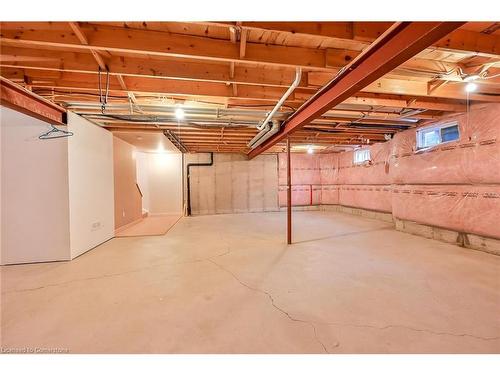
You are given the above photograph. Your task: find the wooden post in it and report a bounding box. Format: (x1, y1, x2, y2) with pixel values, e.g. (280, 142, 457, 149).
(286, 137, 292, 245)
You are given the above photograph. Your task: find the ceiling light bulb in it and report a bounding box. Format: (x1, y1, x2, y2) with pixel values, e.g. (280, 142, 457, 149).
(465, 82, 477, 93)
(307, 145, 314, 154)
(175, 107, 185, 120)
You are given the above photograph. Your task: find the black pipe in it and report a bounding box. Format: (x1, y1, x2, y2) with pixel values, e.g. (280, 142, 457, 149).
(186, 152, 213, 216)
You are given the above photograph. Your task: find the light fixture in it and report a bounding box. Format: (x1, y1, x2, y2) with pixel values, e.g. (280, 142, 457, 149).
(465, 82, 477, 93)
(175, 107, 185, 120)
(307, 145, 314, 154)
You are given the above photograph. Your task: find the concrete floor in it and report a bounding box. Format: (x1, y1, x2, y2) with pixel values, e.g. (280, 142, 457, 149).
(115, 214, 181, 237)
(1, 211, 499, 353)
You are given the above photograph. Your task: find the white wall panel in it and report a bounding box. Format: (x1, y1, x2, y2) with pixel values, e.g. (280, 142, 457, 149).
(1, 106, 71, 264)
(67, 112, 114, 259)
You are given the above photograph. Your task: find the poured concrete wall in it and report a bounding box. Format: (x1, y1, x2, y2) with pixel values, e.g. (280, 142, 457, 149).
(186, 153, 278, 215)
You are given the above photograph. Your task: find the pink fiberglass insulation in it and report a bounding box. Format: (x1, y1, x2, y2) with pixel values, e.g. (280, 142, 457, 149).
(278, 185, 312, 207)
(319, 153, 339, 184)
(392, 185, 500, 239)
(339, 185, 393, 212)
(338, 142, 392, 185)
(276, 103, 500, 238)
(312, 185, 322, 205)
(278, 153, 321, 186)
(387, 102, 500, 238)
(391, 103, 500, 185)
(320, 185, 340, 205)
(319, 154, 340, 204)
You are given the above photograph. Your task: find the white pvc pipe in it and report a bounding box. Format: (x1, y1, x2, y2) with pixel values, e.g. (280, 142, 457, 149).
(257, 67, 302, 131)
(250, 120, 281, 149)
(249, 68, 302, 148)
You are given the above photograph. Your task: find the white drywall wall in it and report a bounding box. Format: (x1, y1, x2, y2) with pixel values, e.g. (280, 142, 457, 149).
(0, 106, 2, 265)
(67, 112, 114, 258)
(136, 151, 183, 215)
(0, 106, 71, 264)
(135, 152, 151, 213)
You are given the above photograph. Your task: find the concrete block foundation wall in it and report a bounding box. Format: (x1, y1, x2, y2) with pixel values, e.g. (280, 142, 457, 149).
(278, 102, 500, 249)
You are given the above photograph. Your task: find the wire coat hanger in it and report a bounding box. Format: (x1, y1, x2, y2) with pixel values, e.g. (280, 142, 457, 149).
(38, 124, 74, 140)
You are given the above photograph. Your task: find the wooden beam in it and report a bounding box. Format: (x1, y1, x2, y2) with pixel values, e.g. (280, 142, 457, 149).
(2, 46, 486, 104)
(308, 71, 499, 101)
(427, 79, 449, 95)
(0, 24, 354, 70)
(434, 28, 500, 58)
(67, 22, 107, 70)
(68, 22, 90, 44)
(248, 22, 465, 159)
(239, 28, 248, 58)
(206, 21, 500, 58)
(16, 67, 493, 106)
(116, 74, 127, 91)
(115, 73, 140, 106)
(209, 22, 357, 41)
(0, 77, 66, 124)
(0, 46, 308, 88)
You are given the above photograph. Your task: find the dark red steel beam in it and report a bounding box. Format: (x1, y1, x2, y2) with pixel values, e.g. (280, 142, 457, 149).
(0, 77, 66, 125)
(248, 22, 465, 159)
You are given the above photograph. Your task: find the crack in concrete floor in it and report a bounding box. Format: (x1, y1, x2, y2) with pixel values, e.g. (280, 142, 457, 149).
(207, 257, 332, 353)
(2, 247, 234, 295)
(207, 251, 500, 353)
(3, 237, 499, 352)
(319, 321, 500, 342)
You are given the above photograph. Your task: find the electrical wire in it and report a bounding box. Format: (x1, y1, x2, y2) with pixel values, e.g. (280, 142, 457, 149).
(98, 67, 110, 113)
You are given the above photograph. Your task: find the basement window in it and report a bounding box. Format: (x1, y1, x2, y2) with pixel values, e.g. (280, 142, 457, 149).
(354, 149, 371, 164)
(416, 121, 460, 150)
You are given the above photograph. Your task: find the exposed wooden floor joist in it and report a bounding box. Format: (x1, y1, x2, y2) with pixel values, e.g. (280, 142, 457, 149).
(1, 21, 499, 154)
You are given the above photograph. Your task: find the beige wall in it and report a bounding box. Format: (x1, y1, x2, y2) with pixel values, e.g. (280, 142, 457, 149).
(136, 152, 183, 215)
(0, 106, 2, 264)
(1, 106, 71, 264)
(136, 152, 150, 213)
(67, 112, 114, 258)
(185, 153, 278, 216)
(113, 136, 143, 229)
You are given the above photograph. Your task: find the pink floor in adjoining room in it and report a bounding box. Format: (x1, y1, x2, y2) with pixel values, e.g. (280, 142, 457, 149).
(115, 214, 181, 237)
